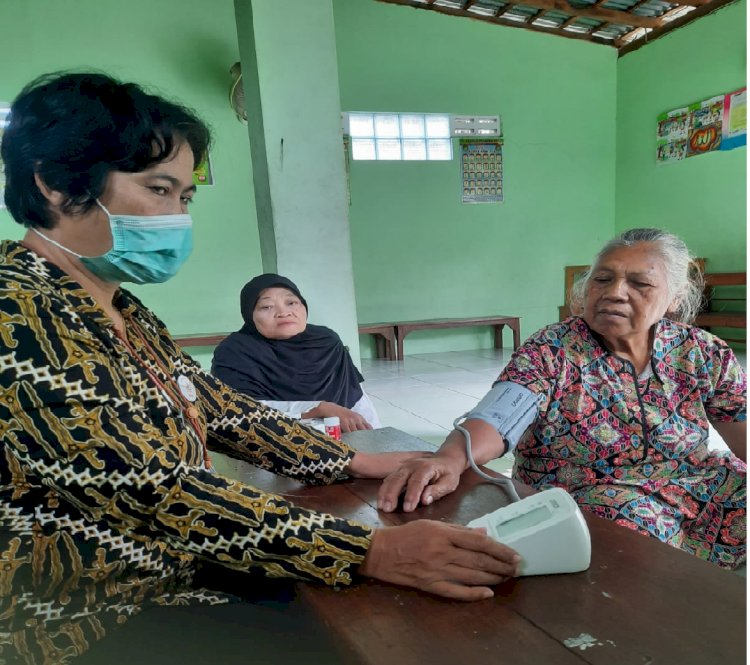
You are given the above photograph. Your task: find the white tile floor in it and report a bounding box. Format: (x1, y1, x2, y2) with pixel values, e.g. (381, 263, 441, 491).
(361, 348, 516, 474)
(362, 347, 746, 476)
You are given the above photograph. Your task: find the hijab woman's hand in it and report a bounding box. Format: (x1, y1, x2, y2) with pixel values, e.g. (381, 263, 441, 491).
(315, 402, 372, 432)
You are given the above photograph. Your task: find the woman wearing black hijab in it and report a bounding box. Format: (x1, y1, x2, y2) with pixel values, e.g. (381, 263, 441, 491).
(212, 274, 381, 432)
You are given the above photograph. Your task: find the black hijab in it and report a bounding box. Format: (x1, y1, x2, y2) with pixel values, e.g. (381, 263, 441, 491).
(211, 274, 364, 408)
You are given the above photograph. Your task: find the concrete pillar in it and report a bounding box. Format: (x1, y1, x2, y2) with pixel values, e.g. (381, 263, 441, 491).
(234, 0, 361, 361)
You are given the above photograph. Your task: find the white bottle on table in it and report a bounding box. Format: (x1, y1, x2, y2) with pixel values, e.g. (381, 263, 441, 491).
(323, 416, 341, 440)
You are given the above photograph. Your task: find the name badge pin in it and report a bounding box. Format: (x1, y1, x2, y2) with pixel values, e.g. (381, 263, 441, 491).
(177, 375, 197, 402)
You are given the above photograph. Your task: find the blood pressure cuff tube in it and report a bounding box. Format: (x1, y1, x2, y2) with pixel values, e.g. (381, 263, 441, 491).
(463, 381, 538, 452)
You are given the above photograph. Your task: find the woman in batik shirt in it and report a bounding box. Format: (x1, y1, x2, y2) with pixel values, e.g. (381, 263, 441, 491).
(0, 72, 521, 665)
(380, 228, 746, 570)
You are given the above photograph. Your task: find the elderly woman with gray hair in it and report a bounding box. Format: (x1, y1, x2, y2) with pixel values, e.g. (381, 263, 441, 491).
(379, 228, 746, 570)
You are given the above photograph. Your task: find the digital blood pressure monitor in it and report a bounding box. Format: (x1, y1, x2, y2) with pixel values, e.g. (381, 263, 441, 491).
(467, 487, 591, 576)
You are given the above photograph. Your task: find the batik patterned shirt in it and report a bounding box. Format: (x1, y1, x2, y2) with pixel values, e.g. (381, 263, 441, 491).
(500, 317, 746, 569)
(0, 241, 372, 663)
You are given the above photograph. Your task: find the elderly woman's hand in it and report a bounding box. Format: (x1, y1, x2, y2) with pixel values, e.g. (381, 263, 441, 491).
(377, 421, 507, 513)
(317, 402, 372, 432)
(378, 454, 465, 513)
(347, 450, 434, 479)
(360, 521, 521, 601)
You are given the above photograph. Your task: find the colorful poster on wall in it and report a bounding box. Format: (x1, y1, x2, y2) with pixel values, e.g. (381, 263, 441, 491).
(685, 95, 723, 157)
(656, 107, 689, 163)
(192, 154, 214, 186)
(721, 87, 746, 151)
(657, 88, 746, 164)
(460, 139, 503, 204)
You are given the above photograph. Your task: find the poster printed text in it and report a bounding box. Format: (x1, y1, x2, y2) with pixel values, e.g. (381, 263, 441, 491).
(656, 87, 746, 164)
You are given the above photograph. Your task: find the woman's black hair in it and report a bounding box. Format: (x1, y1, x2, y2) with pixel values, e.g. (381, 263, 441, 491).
(1, 71, 212, 228)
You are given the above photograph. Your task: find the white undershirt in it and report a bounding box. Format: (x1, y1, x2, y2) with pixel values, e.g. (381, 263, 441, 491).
(261, 390, 382, 429)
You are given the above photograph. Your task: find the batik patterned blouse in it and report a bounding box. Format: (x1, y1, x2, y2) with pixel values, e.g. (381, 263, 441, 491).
(0, 241, 372, 664)
(499, 317, 746, 569)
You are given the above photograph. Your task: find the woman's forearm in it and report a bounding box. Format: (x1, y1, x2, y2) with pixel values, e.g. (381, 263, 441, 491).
(301, 401, 331, 419)
(712, 420, 747, 463)
(437, 419, 508, 470)
(347, 450, 433, 478)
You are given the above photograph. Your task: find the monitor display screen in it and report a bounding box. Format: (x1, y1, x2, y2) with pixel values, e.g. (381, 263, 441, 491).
(493, 505, 552, 538)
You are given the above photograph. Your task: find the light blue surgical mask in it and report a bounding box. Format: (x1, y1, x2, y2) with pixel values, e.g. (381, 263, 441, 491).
(32, 200, 193, 284)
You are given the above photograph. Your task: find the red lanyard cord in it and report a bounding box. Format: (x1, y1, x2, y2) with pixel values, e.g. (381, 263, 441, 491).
(115, 319, 212, 470)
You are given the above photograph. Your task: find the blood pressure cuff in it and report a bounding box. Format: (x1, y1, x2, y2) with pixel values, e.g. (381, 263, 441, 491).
(463, 381, 538, 452)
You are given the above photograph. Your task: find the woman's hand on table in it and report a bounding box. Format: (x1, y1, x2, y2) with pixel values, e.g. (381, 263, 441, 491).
(315, 402, 372, 432)
(377, 454, 465, 513)
(377, 421, 507, 513)
(359, 521, 521, 601)
(347, 451, 434, 479)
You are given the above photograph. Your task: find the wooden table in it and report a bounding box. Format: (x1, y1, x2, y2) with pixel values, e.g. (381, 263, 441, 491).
(215, 427, 746, 665)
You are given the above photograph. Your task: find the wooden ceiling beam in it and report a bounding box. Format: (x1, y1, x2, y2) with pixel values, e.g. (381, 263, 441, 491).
(495, 3, 515, 17)
(381, 0, 658, 27)
(656, 5, 691, 24)
(626, 0, 652, 11)
(557, 4, 610, 32)
(605, 0, 656, 32)
(532, 10, 593, 33)
(542, 26, 600, 42)
(618, 0, 738, 55)
(376, 0, 614, 44)
(461, 0, 658, 27)
(542, 25, 600, 40)
(615, 26, 646, 47)
(519, 0, 659, 27)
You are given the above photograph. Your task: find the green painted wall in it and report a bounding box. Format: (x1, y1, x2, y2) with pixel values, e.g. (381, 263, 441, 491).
(0, 0, 262, 368)
(615, 0, 747, 272)
(1, 1, 743, 364)
(333, 0, 618, 356)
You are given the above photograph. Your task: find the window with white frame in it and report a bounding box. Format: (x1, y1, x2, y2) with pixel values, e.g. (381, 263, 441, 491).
(345, 112, 453, 161)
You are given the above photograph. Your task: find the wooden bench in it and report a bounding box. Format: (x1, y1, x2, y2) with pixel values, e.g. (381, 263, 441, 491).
(358, 316, 522, 361)
(694, 271, 746, 343)
(357, 323, 398, 361)
(176, 317, 522, 362)
(395, 316, 521, 360)
(175, 331, 396, 359)
(174, 333, 229, 348)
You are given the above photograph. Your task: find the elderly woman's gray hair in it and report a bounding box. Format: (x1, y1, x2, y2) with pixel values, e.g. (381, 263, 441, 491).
(570, 228, 704, 324)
